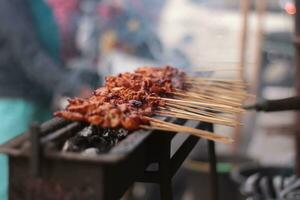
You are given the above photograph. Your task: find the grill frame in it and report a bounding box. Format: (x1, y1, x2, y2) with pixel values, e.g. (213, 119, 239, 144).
(0, 117, 218, 200)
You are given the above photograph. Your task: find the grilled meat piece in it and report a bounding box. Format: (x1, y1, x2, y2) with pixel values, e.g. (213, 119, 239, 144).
(55, 66, 185, 130)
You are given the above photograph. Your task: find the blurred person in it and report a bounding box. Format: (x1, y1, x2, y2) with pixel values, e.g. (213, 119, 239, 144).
(97, 0, 166, 59)
(47, 0, 81, 60)
(0, 0, 97, 199)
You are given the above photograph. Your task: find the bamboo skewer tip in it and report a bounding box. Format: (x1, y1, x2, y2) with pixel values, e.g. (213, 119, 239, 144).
(140, 117, 234, 144)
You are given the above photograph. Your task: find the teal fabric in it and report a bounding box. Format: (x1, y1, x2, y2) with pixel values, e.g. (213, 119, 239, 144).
(28, 0, 61, 62)
(0, 1, 60, 199)
(0, 100, 51, 200)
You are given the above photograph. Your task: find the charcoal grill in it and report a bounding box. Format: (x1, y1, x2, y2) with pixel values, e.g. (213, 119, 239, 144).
(0, 117, 218, 200)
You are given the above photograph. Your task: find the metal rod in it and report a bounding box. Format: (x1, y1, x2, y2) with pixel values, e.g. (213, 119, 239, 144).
(41, 122, 81, 144)
(238, 0, 250, 78)
(170, 135, 198, 177)
(137, 171, 160, 183)
(232, 0, 250, 153)
(208, 124, 218, 200)
(208, 141, 218, 200)
(30, 123, 42, 178)
(294, 0, 300, 176)
(40, 117, 71, 135)
(244, 97, 300, 112)
(253, 0, 267, 95)
(159, 135, 173, 200)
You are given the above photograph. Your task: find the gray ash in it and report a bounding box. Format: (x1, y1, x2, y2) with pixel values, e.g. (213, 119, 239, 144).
(62, 126, 129, 153)
(129, 100, 143, 107)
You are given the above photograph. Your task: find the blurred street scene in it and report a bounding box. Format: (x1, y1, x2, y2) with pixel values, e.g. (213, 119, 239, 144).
(0, 0, 298, 199)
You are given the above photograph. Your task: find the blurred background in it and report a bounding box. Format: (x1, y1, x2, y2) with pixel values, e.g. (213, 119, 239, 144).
(0, 0, 298, 199)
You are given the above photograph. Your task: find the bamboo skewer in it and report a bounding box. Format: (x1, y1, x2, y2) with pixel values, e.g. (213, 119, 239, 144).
(189, 84, 247, 92)
(161, 98, 242, 111)
(141, 124, 232, 143)
(161, 103, 236, 120)
(149, 71, 249, 143)
(163, 107, 238, 125)
(186, 83, 246, 91)
(192, 67, 242, 72)
(172, 91, 243, 107)
(186, 84, 246, 93)
(187, 86, 249, 97)
(185, 76, 246, 83)
(143, 74, 249, 143)
(144, 125, 232, 144)
(163, 105, 240, 120)
(189, 85, 246, 92)
(165, 102, 242, 115)
(185, 83, 245, 90)
(189, 86, 249, 99)
(179, 91, 246, 104)
(184, 79, 247, 89)
(157, 109, 234, 125)
(183, 77, 250, 99)
(145, 68, 250, 144)
(162, 103, 236, 120)
(165, 104, 242, 115)
(185, 81, 245, 87)
(185, 76, 246, 84)
(155, 111, 238, 127)
(179, 91, 244, 104)
(140, 117, 234, 144)
(158, 108, 236, 122)
(162, 98, 245, 113)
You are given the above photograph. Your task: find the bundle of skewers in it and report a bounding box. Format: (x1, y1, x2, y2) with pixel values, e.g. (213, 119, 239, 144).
(55, 66, 249, 144)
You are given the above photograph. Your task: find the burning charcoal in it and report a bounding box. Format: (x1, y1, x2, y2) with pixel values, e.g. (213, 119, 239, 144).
(102, 129, 110, 138)
(61, 126, 129, 153)
(102, 128, 129, 145)
(81, 148, 99, 156)
(89, 135, 115, 152)
(116, 128, 128, 139)
(110, 137, 119, 146)
(66, 136, 90, 152)
(62, 140, 81, 152)
(72, 136, 89, 146)
(88, 135, 108, 147)
(91, 125, 104, 135)
(78, 126, 93, 137)
(62, 140, 71, 152)
(105, 137, 116, 146)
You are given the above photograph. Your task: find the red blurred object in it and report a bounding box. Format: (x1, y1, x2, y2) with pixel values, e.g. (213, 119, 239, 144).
(47, 0, 80, 60)
(47, 0, 79, 34)
(285, 2, 296, 15)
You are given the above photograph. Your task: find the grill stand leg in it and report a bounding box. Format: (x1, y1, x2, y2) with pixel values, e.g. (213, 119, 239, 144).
(138, 123, 216, 200)
(159, 136, 173, 200)
(207, 124, 218, 200)
(208, 140, 218, 200)
(28, 123, 42, 200)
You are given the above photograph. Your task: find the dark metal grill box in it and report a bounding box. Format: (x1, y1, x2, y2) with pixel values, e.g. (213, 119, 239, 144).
(0, 117, 217, 200)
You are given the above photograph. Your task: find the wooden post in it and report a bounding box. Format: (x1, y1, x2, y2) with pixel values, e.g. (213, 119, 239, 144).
(252, 0, 267, 95)
(232, 0, 250, 153)
(233, 0, 267, 153)
(237, 0, 250, 79)
(294, 0, 300, 176)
